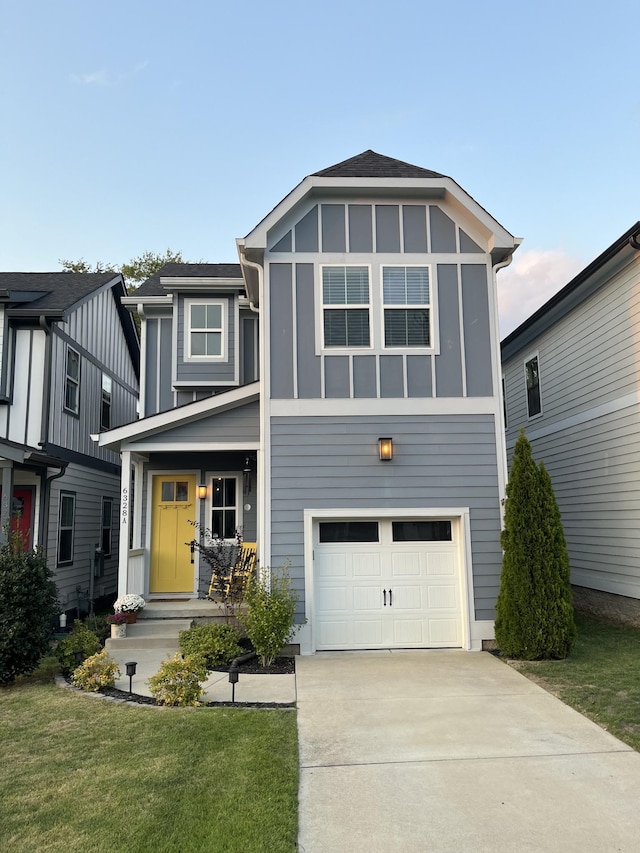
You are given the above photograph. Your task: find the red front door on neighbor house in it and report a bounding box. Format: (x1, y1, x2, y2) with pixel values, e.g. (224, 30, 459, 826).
(0, 487, 35, 548)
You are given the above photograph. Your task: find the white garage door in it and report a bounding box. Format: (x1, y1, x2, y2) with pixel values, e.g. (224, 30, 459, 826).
(314, 518, 462, 650)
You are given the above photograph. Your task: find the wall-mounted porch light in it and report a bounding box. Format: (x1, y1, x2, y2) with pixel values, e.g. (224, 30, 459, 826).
(378, 437, 393, 461)
(197, 484, 207, 500)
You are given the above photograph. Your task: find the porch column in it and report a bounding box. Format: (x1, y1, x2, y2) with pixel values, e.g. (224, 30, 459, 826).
(118, 450, 132, 596)
(0, 462, 13, 546)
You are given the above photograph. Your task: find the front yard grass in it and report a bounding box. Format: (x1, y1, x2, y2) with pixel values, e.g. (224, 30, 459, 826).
(510, 612, 640, 751)
(0, 658, 298, 853)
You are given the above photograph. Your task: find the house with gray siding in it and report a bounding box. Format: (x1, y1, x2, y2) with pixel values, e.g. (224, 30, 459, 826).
(0, 272, 139, 614)
(502, 223, 640, 624)
(100, 150, 519, 652)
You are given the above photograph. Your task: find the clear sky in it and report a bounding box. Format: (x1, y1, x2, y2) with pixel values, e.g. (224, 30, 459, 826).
(1, 0, 638, 336)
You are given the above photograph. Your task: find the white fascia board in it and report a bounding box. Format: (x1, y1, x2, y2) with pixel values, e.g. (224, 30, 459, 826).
(98, 381, 260, 449)
(243, 175, 517, 252)
(121, 295, 171, 306)
(159, 277, 244, 290)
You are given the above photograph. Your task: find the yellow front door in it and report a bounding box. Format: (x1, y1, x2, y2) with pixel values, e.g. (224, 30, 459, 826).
(150, 475, 196, 594)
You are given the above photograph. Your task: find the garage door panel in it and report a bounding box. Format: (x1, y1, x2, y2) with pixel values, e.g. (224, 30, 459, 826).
(353, 552, 381, 577)
(353, 585, 384, 611)
(391, 551, 421, 577)
(389, 585, 423, 610)
(316, 552, 347, 577)
(427, 584, 458, 609)
(392, 619, 424, 644)
(427, 619, 460, 645)
(426, 552, 456, 576)
(354, 620, 384, 646)
(318, 620, 349, 647)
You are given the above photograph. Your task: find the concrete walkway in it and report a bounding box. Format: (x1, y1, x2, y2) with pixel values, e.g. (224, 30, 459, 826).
(296, 649, 640, 852)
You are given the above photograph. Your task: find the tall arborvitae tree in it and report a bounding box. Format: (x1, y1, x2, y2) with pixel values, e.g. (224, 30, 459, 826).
(495, 431, 576, 659)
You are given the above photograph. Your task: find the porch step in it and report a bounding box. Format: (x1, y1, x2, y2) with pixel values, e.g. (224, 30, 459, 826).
(140, 600, 229, 620)
(105, 618, 192, 652)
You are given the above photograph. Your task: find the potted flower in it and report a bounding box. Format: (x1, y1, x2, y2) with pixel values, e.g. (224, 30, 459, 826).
(106, 612, 127, 638)
(113, 594, 146, 624)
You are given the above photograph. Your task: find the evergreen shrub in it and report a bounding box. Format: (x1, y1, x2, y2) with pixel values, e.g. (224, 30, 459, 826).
(178, 623, 243, 668)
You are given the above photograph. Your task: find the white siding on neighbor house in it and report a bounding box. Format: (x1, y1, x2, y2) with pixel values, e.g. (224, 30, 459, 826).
(503, 251, 640, 601)
(4, 328, 47, 447)
(47, 462, 121, 608)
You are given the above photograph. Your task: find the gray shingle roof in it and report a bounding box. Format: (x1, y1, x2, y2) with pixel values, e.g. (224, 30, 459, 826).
(312, 150, 444, 179)
(135, 263, 243, 296)
(0, 272, 120, 312)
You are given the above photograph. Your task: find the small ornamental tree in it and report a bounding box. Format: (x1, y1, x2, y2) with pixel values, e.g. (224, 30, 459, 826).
(494, 431, 576, 659)
(0, 532, 59, 684)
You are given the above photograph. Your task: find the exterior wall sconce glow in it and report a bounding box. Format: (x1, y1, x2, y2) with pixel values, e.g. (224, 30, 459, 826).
(197, 485, 207, 500)
(379, 437, 393, 461)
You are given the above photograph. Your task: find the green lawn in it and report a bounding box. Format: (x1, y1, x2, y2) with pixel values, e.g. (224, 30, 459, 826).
(510, 612, 640, 751)
(0, 659, 298, 853)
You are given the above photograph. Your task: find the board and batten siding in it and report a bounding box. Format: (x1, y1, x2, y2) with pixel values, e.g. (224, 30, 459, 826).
(270, 414, 502, 622)
(269, 261, 493, 401)
(47, 462, 121, 607)
(175, 294, 237, 385)
(503, 254, 640, 601)
(1, 328, 46, 447)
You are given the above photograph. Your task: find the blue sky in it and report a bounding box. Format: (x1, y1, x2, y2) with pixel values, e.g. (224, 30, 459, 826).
(1, 0, 638, 334)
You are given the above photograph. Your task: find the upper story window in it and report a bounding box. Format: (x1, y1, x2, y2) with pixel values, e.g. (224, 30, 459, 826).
(64, 346, 80, 415)
(186, 300, 226, 360)
(382, 266, 430, 348)
(322, 266, 371, 348)
(525, 354, 542, 418)
(100, 374, 112, 430)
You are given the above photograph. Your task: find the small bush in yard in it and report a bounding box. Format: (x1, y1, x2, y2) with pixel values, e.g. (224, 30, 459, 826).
(495, 431, 576, 660)
(148, 654, 208, 706)
(179, 623, 243, 668)
(0, 533, 59, 684)
(72, 648, 120, 692)
(55, 621, 101, 675)
(240, 568, 298, 667)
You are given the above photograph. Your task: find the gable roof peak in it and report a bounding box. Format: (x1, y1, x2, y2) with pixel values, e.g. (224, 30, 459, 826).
(311, 150, 445, 180)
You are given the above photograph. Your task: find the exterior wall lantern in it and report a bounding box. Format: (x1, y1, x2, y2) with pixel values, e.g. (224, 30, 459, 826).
(378, 437, 393, 461)
(197, 484, 208, 500)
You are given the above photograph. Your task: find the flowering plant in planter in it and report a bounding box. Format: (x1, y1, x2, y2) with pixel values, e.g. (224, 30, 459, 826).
(106, 612, 128, 625)
(113, 594, 146, 614)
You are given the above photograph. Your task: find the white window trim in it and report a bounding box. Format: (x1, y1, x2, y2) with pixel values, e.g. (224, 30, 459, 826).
(380, 264, 435, 353)
(64, 346, 80, 415)
(184, 298, 228, 362)
(524, 351, 543, 420)
(318, 264, 373, 353)
(205, 473, 243, 542)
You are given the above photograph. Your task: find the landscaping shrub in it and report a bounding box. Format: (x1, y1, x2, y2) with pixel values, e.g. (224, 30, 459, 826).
(178, 623, 243, 668)
(148, 654, 208, 706)
(0, 532, 59, 684)
(83, 614, 110, 645)
(240, 568, 297, 667)
(495, 431, 576, 659)
(71, 648, 120, 692)
(55, 621, 101, 675)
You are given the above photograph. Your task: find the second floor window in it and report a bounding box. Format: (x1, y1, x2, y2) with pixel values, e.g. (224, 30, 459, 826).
(187, 301, 225, 359)
(322, 266, 370, 348)
(525, 354, 542, 418)
(101, 374, 112, 430)
(64, 347, 80, 414)
(383, 266, 431, 347)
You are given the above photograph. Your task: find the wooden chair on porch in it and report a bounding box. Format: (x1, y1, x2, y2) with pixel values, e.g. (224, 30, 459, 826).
(206, 542, 257, 602)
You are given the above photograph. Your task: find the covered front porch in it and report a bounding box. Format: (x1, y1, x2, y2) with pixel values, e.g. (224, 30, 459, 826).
(96, 383, 261, 600)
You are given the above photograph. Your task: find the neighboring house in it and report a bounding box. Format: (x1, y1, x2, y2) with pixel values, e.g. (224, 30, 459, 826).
(100, 150, 519, 653)
(501, 223, 640, 623)
(0, 272, 139, 614)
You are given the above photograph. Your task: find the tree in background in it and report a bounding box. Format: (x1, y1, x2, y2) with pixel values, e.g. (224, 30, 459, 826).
(494, 431, 576, 659)
(59, 248, 185, 291)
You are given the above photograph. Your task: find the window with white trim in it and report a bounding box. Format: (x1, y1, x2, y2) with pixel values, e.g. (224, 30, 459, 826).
(100, 374, 112, 430)
(525, 354, 542, 418)
(101, 497, 113, 556)
(211, 476, 239, 539)
(382, 266, 431, 348)
(186, 300, 226, 360)
(58, 492, 75, 565)
(322, 266, 371, 348)
(64, 347, 80, 414)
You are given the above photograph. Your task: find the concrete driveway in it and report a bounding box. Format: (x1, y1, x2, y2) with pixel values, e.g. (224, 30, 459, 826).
(296, 649, 640, 852)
